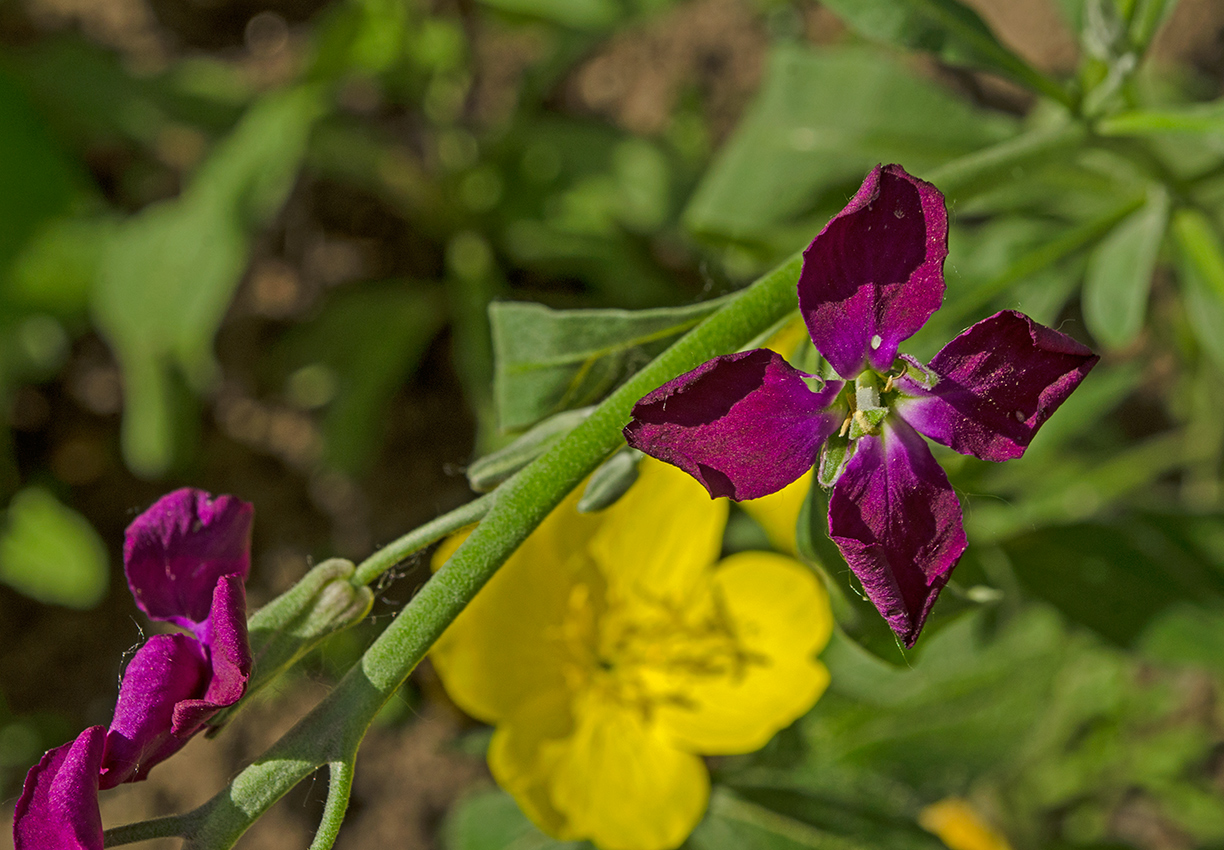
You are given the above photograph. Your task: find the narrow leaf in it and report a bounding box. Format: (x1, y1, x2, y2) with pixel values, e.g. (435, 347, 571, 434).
(1172, 208, 1224, 371)
(1082, 184, 1169, 349)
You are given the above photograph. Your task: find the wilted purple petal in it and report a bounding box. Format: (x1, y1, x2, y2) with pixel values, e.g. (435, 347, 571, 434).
(625, 349, 844, 500)
(173, 574, 252, 738)
(828, 418, 966, 647)
(100, 634, 208, 788)
(893, 310, 1099, 461)
(13, 726, 105, 850)
(799, 165, 948, 378)
(124, 489, 253, 630)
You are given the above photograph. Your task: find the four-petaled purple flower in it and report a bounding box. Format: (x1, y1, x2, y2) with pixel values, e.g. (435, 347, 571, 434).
(625, 164, 1098, 647)
(13, 489, 254, 850)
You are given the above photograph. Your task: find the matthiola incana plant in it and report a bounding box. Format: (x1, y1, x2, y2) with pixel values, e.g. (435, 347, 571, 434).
(13, 489, 254, 850)
(625, 164, 1099, 647)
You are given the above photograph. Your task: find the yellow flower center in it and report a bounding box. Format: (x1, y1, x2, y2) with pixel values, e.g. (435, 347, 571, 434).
(552, 576, 766, 723)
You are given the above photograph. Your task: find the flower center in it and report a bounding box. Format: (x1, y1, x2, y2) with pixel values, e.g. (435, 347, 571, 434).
(553, 578, 764, 722)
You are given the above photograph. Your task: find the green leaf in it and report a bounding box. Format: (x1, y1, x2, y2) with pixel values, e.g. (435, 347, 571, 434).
(92, 85, 325, 477)
(684, 45, 1016, 244)
(576, 447, 641, 513)
(272, 282, 446, 475)
(1098, 100, 1224, 137)
(467, 407, 594, 492)
(490, 295, 733, 432)
(0, 68, 83, 275)
(442, 788, 583, 850)
(689, 789, 880, 850)
(817, 0, 1070, 105)
(0, 488, 108, 609)
(1004, 514, 1224, 645)
(1082, 184, 1169, 349)
(1171, 208, 1224, 371)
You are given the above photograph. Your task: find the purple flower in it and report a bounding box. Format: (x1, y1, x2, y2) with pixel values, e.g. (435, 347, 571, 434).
(625, 164, 1098, 647)
(13, 489, 253, 850)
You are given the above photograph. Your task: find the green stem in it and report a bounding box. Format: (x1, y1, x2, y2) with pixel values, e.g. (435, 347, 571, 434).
(163, 250, 805, 850)
(350, 490, 497, 587)
(104, 813, 195, 846)
(308, 760, 356, 850)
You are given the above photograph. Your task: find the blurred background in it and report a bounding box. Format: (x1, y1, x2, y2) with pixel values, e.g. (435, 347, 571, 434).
(4, 0, 1224, 847)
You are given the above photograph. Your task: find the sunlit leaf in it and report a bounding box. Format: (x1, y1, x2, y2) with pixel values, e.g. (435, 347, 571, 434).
(0, 488, 108, 609)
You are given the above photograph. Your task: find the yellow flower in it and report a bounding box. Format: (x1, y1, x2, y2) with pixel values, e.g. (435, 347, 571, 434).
(919, 798, 1013, 850)
(740, 470, 812, 555)
(431, 459, 833, 850)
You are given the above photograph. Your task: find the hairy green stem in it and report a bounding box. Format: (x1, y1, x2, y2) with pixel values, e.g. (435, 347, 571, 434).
(350, 490, 497, 586)
(308, 760, 356, 850)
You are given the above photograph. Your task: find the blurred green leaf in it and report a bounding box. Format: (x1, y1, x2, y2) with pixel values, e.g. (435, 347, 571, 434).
(684, 45, 1016, 244)
(4, 216, 116, 317)
(92, 85, 325, 478)
(1099, 100, 1224, 137)
(0, 68, 83, 275)
(490, 295, 732, 432)
(443, 788, 583, 850)
(688, 789, 879, 850)
(1172, 208, 1224, 371)
(817, 0, 1070, 105)
(273, 282, 446, 475)
(1004, 514, 1224, 645)
(715, 787, 944, 850)
(0, 488, 108, 609)
(1082, 184, 1169, 349)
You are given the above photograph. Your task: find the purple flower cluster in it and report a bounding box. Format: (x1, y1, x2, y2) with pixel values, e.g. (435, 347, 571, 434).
(625, 165, 1098, 647)
(13, 489, 253, 850)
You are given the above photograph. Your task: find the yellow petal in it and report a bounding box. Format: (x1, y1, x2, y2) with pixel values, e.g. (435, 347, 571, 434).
(919, 798, 1013, 850)
(739, 471, 812, 556)
(551, 694, 710, 850)
(762, 313, 808, 359)
(655, 552, 832, 754)
(487, 690, 582, 841)
(590, 458, 727, 604)
(431, 490, 602, 723)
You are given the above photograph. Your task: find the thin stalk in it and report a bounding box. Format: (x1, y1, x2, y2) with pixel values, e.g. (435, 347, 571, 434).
(307, 760, 356, 850)
(350, 490, 497, 587)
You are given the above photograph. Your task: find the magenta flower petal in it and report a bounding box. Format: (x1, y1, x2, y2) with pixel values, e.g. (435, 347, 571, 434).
(13, 726, 105, 850)
(625, 349, 844, 500)
(124, 489, 253, 630)
(99, 633, 208, 788)
(799, 164, 948, 378)
(172, 575, 252, 738)
(893, 310, 1100, 462)
(828, 419, 967, 647)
